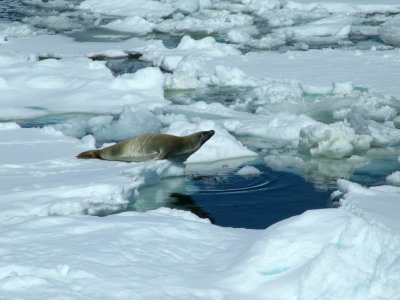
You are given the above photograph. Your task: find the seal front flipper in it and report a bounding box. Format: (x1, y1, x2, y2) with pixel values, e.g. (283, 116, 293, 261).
(153, 150, 167, 160)
(76, 149, 102, 159)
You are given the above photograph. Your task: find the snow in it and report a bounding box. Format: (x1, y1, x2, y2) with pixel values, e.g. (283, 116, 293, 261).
(2, 180, 400, 299)
(79, 0, 175, 19)
(1, 34, 158, 58)
(0, 125, 185, 220)
(237, 165, 261, 177)
(386, 171, 400, 186)
(299, 122, 372, 158)
(164, 120, 257, 163)
(379, 16, 400, 47)
(196, 50, 400, 98)
(287, 0, 400, 14)
(1, 0, 400, 298)
(101, 16, 156, 35)
(0, 57, 167, 120)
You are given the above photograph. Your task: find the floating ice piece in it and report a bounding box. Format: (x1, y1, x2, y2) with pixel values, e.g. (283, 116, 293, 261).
(209, 65, 258, 87)
(79, 0, 175, 19)
(273, 14, 353, 45)
(101, 16, 156, 35)
(367, 120, 400, 147)
(226, 29, 252, 44)
(286, 0, 400, 14)
(237, 166, 261, 177)
(198, 50, 400, 98)
(173, 0, 201, 13)
(1, 34, 158, 58)
(52, 107, 162, 143)
(177, 36, 239, 56)
(223, 113, 319, 146)
(0, 21, 39, 40)
(299, 122, 372, 158)
(386, 171, 400, 186)
(157, 10, 254, 34)
(24, 15, 82, 32)
(0, 56, 167, 120)
(379, 16, 400, 47)
(332, 81, 354, 95)
(141, 35, 240, 76)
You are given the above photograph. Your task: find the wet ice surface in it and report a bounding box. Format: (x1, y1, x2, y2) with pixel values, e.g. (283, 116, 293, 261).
(1, 0, 400, 299)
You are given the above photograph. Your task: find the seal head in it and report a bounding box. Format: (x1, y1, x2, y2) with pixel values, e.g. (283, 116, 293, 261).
(199, 130, 215, 146)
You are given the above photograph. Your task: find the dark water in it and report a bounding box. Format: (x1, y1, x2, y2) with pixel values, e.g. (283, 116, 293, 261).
(184, 164, 334, 229)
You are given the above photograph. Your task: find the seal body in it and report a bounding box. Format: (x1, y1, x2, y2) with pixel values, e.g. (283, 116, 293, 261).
(77, 130, 215, 162)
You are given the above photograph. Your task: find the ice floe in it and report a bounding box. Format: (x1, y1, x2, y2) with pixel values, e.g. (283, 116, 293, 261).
(1, 179, 400, 299)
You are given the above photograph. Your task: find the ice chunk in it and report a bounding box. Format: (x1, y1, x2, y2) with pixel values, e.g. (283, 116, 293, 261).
(92, 107, 162, 143)
(1, 34, 157, 58)
(101, 16, 155, 35)
(177, 36, 239, 56)
(79, 0, 175, 19)
(237, 166, 261, 177)
(299, 122, 372, 158)
(209, 65, 257, 87)
(226, 29, 252, 44)
(0, 56, 168, 120)
(379, 17, 400, 47)
(386, 171, 400, 186)
(0, 21, 38, 40)
(332, 81, 354, 95)
(173, 0, 201, 13)
(23, 15, 82, 32)
(156, 10, 254, 35)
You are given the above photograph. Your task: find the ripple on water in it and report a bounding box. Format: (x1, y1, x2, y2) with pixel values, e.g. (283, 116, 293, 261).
(132, 162, 335, 229)
(185, 164, 334, 229)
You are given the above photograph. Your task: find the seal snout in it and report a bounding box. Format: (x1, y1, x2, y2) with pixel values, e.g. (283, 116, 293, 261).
(201, 130, 215, 144)
(205, 130, 215, 138)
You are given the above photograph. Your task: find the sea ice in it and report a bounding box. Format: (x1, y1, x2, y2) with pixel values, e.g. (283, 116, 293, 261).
(386, 171, 400, 186)
(1, 179, 399, 299)
(79, 0, 175, 19)
(0, 125, 184, 220)
(379, 16, 400, 47)
(0, 55, 167, 120)
(1, 0, 400, 298)
(101, 16, 156, 35)
(237, 165, 261, 177)
(299, 122, 372, 158)
(1, 34, 159, 58)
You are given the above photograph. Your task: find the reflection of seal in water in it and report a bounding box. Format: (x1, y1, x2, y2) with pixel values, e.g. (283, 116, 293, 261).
(76, 130, 215, 162)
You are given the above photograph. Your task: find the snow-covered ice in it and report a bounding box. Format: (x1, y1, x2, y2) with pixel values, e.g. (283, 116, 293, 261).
(1, 181, 400, 299)
(1, 0, 400, 298)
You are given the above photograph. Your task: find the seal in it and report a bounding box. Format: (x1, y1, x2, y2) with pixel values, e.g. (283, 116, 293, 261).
(76, 130, 215, 162)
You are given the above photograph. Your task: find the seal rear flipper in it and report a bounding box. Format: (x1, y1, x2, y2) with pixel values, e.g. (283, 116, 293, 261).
(76, 150, 102, 159)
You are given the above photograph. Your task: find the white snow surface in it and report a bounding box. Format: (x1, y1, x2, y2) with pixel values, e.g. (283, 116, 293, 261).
(1, 0, 400, 298)
(2, 175, 400, 299)
(196, 50, 400, 98)
(0, 34, 157, 58)
(0, 56, 167, 119)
